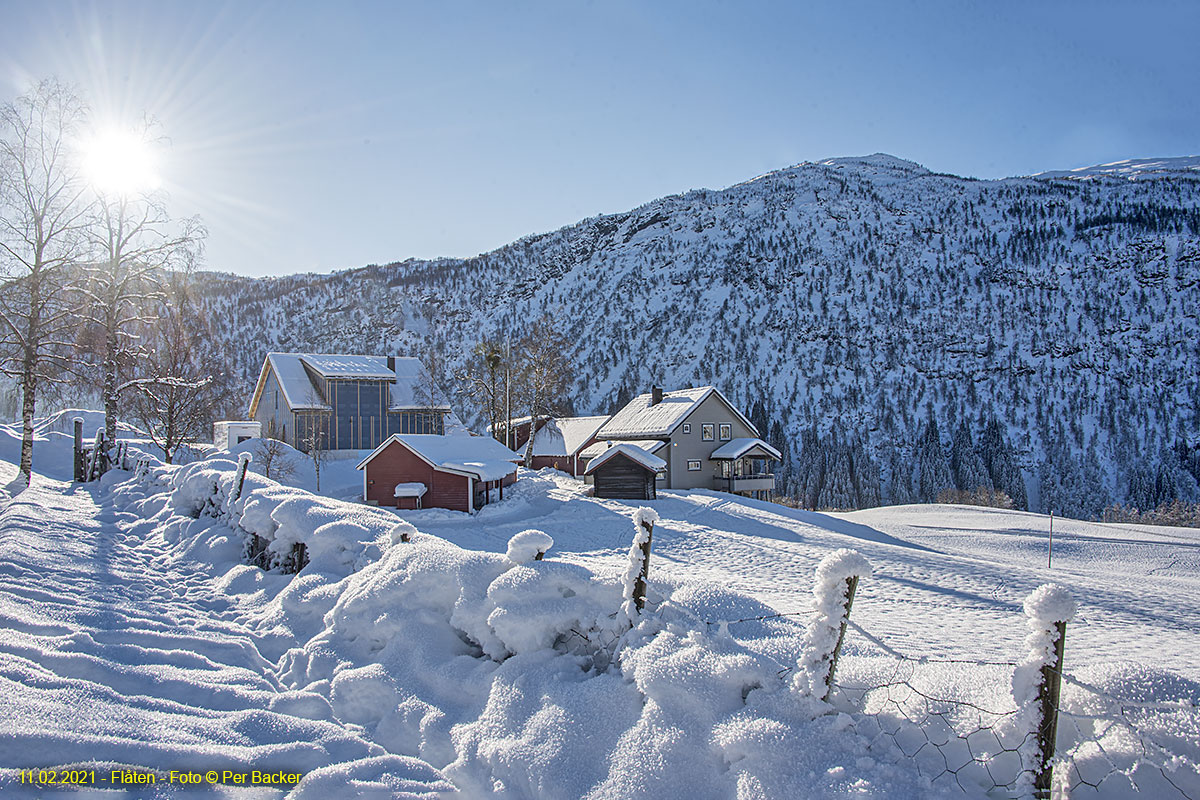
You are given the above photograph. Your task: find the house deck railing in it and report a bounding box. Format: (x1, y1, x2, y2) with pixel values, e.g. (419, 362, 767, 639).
(713, 474, 776, 493)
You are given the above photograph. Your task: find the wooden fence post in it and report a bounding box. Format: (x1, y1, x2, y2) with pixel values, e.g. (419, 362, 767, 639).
(1033, 619, 1067, 799)
(821, 574, 860, 702)
(231, 452, 252, 504)
(73, 417, 84, 481)
(633, 516, 653, 613)
(87, 430, 105, 482)
(793, 549, 872, 702)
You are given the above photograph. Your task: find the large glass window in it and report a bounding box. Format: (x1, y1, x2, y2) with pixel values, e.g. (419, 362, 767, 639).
(701, 423, 714, 441)
(719, 423, 732, 441)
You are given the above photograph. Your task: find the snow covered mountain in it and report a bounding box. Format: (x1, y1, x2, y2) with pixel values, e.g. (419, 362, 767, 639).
(194, 153, 1200, 519)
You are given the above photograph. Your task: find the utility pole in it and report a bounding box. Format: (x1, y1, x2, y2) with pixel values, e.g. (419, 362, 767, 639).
(504, 336, 512, 450)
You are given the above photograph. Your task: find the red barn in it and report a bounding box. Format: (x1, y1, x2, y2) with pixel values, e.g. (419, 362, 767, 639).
(357, 434, 521, 513)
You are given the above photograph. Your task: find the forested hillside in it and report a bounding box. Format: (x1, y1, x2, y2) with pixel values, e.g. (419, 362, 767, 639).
(193, 154, 1200, 518)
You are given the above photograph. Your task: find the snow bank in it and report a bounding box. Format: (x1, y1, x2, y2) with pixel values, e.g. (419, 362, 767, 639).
(279, 525, 928, 797)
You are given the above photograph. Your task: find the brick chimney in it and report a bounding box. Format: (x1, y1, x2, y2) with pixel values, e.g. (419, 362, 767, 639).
(651, 386, 663, 406)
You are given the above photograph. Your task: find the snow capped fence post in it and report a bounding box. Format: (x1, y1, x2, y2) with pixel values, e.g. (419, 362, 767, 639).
(1014, 584, 1076, 800)
(622, 508, 659, 619)
(793, 549, 872, 703)
(73, 417, 84, 481)
(230, 452, 253, 504)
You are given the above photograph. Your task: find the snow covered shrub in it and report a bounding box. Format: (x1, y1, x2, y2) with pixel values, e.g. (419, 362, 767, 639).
(171, 458, 237, 518)
(794, 548, 872, 702)
(505, 529, 554, 564)
(167, 457, 397, 577)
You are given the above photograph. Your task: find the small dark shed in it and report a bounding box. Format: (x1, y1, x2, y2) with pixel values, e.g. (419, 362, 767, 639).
(584, 444, 666, 500)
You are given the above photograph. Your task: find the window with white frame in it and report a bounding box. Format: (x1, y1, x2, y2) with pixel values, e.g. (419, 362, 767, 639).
(687, 459, 701, 471)
(701, 423, 714, 441)
(719, 423, 732, 441)
(682, 423, 691, 434)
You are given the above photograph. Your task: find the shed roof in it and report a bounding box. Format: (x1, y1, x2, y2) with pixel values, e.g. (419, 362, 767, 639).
(597, 386, 758, 439)
(357, 433, 521, 482)
(531, 416, 610, 457)
(709, 437, 783, 461)
(583, 443, 667, 475)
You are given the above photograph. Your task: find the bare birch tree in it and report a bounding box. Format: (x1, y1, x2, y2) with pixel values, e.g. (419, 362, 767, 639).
(0, 80, 91, 485)
(78, 172, 204, 447)
(461, 336, 505, 441)
(516, 317, 574, 466)
(123, 269, 234, 462)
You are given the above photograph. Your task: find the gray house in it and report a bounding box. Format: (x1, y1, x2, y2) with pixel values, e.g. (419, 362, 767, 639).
(585, 386, 781, 499)
(247, 353, 449, 452)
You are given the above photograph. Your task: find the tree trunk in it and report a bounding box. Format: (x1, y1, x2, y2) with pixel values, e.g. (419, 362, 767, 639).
(19, 357, 37, 487)
(18, 282, 42, 487)
(103, 318, 119, 448)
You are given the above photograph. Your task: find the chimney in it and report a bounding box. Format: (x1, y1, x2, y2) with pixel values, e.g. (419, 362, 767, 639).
(387, 355, 395, 372)
(651, 386, 663, 406)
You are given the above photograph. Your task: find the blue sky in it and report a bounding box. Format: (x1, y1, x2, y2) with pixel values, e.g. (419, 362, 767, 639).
(2, 0, 1197, 277)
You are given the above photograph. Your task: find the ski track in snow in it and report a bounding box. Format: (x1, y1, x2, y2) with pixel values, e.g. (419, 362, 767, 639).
(0, 462, 449, 798)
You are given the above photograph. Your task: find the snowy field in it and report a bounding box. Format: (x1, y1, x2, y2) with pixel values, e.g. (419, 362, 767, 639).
(0, 415, 1197, 798)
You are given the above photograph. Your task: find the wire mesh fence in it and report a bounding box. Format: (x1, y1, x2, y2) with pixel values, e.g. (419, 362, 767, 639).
(705, 606, 1198, 798)
(833, 617, 1199, 799)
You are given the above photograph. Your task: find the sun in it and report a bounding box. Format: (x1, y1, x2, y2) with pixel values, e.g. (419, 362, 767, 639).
(79, 127, 162, 196)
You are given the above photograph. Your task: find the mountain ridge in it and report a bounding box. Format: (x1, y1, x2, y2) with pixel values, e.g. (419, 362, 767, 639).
(192, 152, 1200, 519)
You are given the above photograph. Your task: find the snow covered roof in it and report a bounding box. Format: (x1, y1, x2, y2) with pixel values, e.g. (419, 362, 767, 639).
(300, 354, 397, 380)
(579, 439, 666, 460)
(597, 386, 758, 439)
(531, 416, 610, 457)
(247, 353, 449, 416)
(709, 437, 783, 461)
(584, 443, 667, 475)
(357, 434, 521, 482)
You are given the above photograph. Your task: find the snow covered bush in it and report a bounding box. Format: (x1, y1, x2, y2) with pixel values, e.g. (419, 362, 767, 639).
(794, 548, 873, 702)
(163, 457, 397, 576)
(505, 529, 554, 564)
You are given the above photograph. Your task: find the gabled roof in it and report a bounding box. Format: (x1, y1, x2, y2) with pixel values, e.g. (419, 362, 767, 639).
(357, 433, 521, 482)
(579, 438, 666, 460)
(597, 386, 758, 439)
(247, 353, 449, 417)
(531, 416, 609, 457)
(583, 443, 667, 475)
(709, 437, 783, 461)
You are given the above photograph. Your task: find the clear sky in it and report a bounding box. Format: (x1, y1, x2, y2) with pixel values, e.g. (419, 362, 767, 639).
(2, 0, 1197, 277)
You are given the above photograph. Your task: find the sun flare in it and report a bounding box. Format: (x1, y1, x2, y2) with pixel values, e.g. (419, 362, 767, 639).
(79, 127, 162, 196)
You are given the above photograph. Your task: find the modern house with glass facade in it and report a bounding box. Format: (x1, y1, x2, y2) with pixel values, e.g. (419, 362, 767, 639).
(247, 353, 449, 452)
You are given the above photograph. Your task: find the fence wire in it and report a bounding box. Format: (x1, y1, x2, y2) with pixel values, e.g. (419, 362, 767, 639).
(1051, 670, 1199, 799)
(701, 606, 1198, 798)
(835, 620, 1199, 799)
